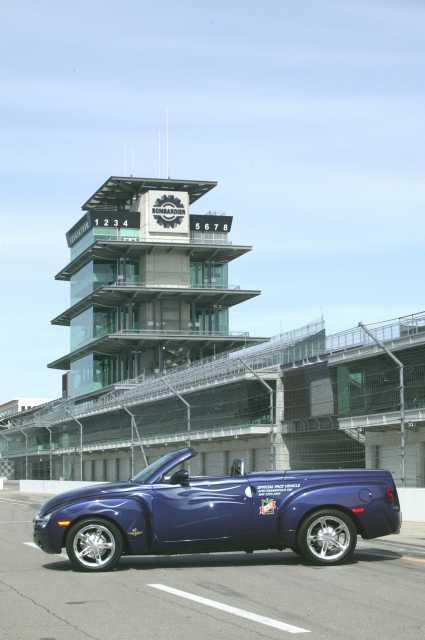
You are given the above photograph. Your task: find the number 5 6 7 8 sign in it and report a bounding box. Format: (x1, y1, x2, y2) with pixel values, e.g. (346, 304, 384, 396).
(190, 215, 233, 233)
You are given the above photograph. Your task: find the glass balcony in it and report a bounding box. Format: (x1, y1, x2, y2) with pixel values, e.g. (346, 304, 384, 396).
(70, 260, 241, 306)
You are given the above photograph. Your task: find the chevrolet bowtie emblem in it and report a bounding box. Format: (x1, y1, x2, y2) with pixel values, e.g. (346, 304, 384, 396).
(128, 528, 143, 537)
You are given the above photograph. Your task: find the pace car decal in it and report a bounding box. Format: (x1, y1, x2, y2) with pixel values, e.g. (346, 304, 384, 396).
(128, 528, 144, 536)
(259, 498, 277, 516)
(256, 483, 301, 497)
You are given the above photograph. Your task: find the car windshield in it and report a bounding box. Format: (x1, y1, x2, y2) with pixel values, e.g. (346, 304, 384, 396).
(131, 451, 180, 484)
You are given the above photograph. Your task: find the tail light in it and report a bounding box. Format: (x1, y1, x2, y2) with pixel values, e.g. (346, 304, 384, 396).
(385, 487, 395, 502)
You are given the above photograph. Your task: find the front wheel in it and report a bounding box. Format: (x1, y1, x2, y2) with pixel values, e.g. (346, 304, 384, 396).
(297, 509, 357, 565)
(66, 518, 123, 572)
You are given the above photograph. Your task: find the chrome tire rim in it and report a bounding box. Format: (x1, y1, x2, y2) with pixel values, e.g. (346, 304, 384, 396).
(73, 524, 116, 568)
(306, 515, 351, 562)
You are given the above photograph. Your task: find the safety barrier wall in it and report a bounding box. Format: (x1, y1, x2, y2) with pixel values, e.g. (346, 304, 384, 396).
(0, 478, 4, 490)
(19, 480, 103, 494)
(397, 488, 425, 522)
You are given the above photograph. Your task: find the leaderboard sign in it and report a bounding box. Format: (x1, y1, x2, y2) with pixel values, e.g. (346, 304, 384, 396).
(67, 211, 140, 247)
(190, 215, 233, 233)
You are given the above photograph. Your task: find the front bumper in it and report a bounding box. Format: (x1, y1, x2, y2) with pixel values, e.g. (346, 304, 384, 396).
(33, 523, 63, 554)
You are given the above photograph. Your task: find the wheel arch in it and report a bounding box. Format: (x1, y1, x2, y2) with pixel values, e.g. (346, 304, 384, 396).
(295, 504, 364, 537)
(62, 513, 130, 554)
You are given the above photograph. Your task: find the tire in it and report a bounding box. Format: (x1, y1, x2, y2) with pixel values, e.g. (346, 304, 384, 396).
(66, 518, 123, 572)
(297, 509, 357, 566)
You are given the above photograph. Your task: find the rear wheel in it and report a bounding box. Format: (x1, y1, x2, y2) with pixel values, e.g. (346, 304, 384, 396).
(297, 509, 356, 565)
(66, 518, 123, 572)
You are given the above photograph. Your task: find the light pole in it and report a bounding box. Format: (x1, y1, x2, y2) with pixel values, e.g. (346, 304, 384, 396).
(122, 405, 148, 476)
(161, 378, 191, 448)
(238, 358, 275, 471)
(64, 408, 83, 480)
(45, 427, 53, 480)
(358, 322, 406, 486)
(19, 429, 29, 479)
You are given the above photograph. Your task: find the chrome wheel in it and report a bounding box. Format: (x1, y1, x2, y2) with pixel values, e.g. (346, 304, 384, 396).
(306, 515, 351, 562)
(72, 524, 116, 569)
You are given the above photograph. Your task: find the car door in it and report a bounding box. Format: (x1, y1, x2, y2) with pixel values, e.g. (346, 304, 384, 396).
(151, 475, 256, 549)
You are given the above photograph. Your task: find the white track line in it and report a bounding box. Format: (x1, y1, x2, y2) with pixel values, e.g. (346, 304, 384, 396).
(0, 497, 38, 506)
(148, 583, 310, 635)
(24, 541, 67, 558)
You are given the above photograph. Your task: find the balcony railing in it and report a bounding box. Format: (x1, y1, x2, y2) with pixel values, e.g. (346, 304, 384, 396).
(89, 229, 234, 246)
(325, 310, 425, 355)
(96, 275, 242, 291)
(114, 328, 250, 338)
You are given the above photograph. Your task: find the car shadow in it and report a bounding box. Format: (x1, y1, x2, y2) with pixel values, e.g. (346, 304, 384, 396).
(43, 548, 401, 572)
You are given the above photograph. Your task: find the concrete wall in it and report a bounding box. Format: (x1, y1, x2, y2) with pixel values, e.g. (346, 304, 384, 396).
(366, 429, 425, 487)
(398, 488, 425, 522)
(0, 478, 4, 490)
(19, 480, 102, 494)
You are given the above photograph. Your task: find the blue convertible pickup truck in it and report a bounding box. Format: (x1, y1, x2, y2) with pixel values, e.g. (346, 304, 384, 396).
(33, 447, 401, 571)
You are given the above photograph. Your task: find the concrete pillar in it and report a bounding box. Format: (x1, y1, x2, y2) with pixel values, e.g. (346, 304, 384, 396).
(275, 377, 285, 425)
(274, 431, 290, 470)
(274, 377, 290, 469)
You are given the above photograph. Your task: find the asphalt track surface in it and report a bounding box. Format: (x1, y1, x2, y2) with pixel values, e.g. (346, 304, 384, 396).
(1, 492, 425, 640)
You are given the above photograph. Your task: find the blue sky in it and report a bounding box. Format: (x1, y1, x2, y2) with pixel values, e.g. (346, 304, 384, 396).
(0, 0, 424, 400)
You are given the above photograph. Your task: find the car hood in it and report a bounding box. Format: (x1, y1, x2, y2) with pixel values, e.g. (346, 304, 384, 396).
(38, 481, 137, 517)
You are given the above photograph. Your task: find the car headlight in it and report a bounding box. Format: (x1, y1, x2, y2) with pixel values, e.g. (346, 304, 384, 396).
(34, 512, 53, 528)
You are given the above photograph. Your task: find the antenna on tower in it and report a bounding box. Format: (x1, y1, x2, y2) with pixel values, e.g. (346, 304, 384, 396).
(165, 107, 169, 178)
(123, 142, 128, 176)
(158, 129, 161, 178)
(130, 148, 135, 176)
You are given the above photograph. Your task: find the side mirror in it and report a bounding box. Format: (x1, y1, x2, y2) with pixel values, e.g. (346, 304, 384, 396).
(169, 468, 190, 487)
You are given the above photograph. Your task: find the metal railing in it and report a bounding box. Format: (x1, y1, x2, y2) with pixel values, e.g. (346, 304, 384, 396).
(189, 234, 233, 246)
(325, 311, 425, 355)
(91, 229, 235, 247)
(70, 327, 253, 352)
(114, 328, 250, 338)
(101, 277, 242, 290)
